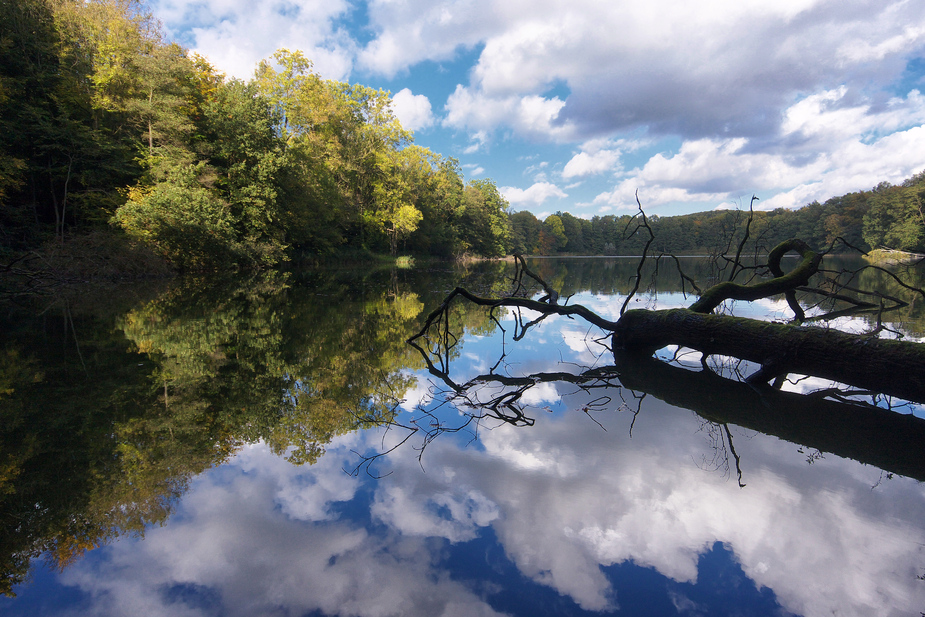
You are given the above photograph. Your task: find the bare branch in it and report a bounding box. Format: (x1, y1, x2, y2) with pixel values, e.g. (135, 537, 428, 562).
(621, 191, 657, 316)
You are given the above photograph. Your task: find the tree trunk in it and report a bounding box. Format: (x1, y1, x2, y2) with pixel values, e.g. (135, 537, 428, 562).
(613, 351, 925, 482)
(613, 308, 925, 404)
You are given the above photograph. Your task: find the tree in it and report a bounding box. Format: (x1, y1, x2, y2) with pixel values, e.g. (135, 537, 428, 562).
(255, 49, 430, 256)
(542, 214, 567, 253)
(509, 210, 542, 254)
(112, 68, 289, 268)
(558, 212, 585, 253)
(456, 179, 510, 257)
(113, 162, 240, 269)
(863, 174, 925, 253)
(254, 50, 349, 253)
(406, 150, 465, 256)
(370, 146, 423, 256)
(197, 79, 287, 264)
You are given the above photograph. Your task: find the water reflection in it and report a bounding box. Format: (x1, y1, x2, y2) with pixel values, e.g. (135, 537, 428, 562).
(1, 258, 924, 616)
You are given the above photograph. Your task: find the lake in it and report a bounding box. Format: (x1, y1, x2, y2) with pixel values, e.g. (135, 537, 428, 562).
(1, 256, 924, 616)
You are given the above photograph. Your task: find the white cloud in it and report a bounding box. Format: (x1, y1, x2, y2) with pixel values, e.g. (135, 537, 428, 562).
(760, 123, 925, 209)
(368, 0, 925, 143)
(58, 442, 509, 617)
(562, 138, 647, 179)
(444, 86, 575, 142)
(372, 485, 499, 542)
(501, 182, 567, 206)
(519, 381, 562, 407)
(589, 87, 925, 212)
(461, 130, 490, 154)
(356, 0, 501, 76)
(781, 88, 925, 145)
(463, 164, 486, 177)
(391, 88, 435, 132)
(562, 149, 622, 179)
(155, 0, 355, 79)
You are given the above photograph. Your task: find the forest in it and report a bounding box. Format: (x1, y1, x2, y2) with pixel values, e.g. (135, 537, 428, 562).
(0, 0, 511, 271)
(1, 0, 924, 274)
(509, 174, 925, 257)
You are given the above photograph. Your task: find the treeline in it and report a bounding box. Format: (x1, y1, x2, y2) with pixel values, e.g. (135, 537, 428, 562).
(0, 0, 510, 269)
(511, 171, 925, 256)
(2, 0, 922, 269)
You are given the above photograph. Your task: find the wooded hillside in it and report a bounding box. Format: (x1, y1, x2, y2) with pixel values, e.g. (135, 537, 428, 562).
(1, 0, 922, 270)
(509, 172, 925, 256)
(0, 0, 510, 268)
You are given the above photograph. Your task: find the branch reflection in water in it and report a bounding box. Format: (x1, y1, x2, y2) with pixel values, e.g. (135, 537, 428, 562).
(2, 257, 924, 616)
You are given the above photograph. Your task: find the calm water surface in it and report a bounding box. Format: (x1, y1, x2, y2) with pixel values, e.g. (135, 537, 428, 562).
(2, 257, 924, 616)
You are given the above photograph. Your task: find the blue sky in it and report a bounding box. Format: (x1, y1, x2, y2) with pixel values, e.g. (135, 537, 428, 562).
(152, 0, 925, 219)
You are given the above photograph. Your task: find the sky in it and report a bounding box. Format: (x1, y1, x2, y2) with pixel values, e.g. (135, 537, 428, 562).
(151, 0, 925, 219)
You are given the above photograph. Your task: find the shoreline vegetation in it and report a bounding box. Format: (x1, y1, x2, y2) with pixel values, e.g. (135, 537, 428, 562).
(2, 0, 924, 288)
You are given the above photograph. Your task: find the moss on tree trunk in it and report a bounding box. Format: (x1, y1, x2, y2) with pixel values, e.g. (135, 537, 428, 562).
(613, 308, 925, 403)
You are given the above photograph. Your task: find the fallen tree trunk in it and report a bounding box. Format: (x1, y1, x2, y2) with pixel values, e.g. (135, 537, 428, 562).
(613, 308, 925, 403)
(613, 351, 925, 482)
(404, 240, 925, 482)
(411, 242, 925, 406)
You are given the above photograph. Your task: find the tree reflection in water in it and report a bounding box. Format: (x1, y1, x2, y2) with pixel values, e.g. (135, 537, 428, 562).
(1, 258, 924, 616)
(0, 264, 490, 596)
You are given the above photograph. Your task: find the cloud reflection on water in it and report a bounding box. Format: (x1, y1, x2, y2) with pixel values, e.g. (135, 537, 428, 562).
(41, 309, 925, 617)
(52, 391, 925, 617)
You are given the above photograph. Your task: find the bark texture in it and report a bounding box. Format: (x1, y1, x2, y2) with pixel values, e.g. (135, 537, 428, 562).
(687, 238, 821, 314)
(613, 308, 925, 403)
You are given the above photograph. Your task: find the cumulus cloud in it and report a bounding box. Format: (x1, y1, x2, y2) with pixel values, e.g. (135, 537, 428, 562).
(372, 484, 500, 542)
(587, 86, 925, 212)
(155, 0, 355, 79)
(500, 182, 567, 206)
(562, 150, 622, 179)
(444, 86, 575, 142)
(562, 138, 647, 179)
(383, 396, 925, 615)
(58, 442, 509, 617)
(356, 0, 504, 76)
(361, 0, 925, 142)
(391, 88, 435, 131)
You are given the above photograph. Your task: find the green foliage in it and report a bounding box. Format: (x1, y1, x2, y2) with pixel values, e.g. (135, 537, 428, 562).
(509, 210, 543, 254)
(196, 79, 287, 262)
(456, 178, 510, 257)
(113, 163, 242, 268)
(862, 174, 925, 252)
(543, 214, 568, 253)
(506, 171, 924, 257)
